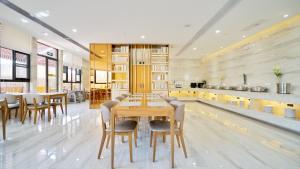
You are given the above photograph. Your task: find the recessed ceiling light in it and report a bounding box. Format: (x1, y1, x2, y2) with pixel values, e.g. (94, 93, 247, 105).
(193, 47, 197, 50)
(242, 35, 246, 38)
(43, 32, 48, 36)
(215, 30, 221, 34)
(220, 46, 223, 49)
(140, 35, 146, 39)
(35, 10, 50, 18)
(184, 24, 191, 28)
(283, 14, 289, 18)
(72, 28, 77, 33)
(20, 18, 28, 23)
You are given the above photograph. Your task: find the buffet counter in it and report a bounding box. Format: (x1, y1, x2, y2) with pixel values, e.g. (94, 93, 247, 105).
(169, 88, 300, 133)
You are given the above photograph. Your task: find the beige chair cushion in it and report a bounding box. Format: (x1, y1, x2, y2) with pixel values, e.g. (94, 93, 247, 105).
(8, 103, 19, 109)
(107, 120, 137, 133)
(149, 120, 179, 132)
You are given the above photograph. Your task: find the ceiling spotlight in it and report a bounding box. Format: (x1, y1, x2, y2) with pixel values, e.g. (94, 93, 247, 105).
(283, 14, 289, 18)
(220, 46, 223, 49)
(43, 32, 48, 36)
(215, 30, 221, 34)
(184, 24, 191, 28)
(35, 10, 50, 18)
(242, 35, 246, 38)
(193, 47, 197, 50)
(20, 18, 28, 23)
(72, 28, 77, 33)
(140, 35, 146, 39)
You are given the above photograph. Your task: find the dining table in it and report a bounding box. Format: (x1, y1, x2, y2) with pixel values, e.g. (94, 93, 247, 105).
(110, 94, 175, 169)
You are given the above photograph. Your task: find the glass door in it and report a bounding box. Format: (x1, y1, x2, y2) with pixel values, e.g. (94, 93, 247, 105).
(48, 59, 57, 92)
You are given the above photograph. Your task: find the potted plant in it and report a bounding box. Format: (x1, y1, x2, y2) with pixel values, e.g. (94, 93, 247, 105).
(273, 66, 291, 94)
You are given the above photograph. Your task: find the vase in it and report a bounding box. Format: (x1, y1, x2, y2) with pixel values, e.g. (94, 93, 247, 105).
(276, 83, 291, 94)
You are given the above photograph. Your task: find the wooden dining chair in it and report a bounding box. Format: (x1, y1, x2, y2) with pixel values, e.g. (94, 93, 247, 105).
(0, 94, 19, 120)
(164, 96, 178, 102)
(150, 100, 187, 162)
(49, 96, 64, 117)
(98, 100, 138, 162)
(22, 94, 48, 124)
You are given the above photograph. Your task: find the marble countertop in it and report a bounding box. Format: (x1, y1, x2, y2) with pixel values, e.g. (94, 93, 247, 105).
(169, 88, 300, 104)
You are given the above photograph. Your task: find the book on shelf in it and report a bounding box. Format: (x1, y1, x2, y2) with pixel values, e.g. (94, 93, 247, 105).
(151, 46, 168, 54)
(152, 65, 168, 72)
(112, 46, 129, 53)
(113, 65, 128, 72)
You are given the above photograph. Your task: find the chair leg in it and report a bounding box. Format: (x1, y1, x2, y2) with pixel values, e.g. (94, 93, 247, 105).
(179, 132, 187, 158)
(134, 127, 137, 147)
(53, 106, 57, 118)
(153, 132, 157, 162)
(106, 135, 110, 148)
(122, 136, 125, 143)
(7, 109, 11, 120)
(150, 130, 153, 147)
(163, 132, 166, 143)
(22, 110, 28, 124)
(176, 134, 181, 148)
(97, 132, 107, 159)
(60, 103, 64, 114)
(128, 133, 133, 162)
(15, 108, 19, 118)
(33, 109, 38, 124)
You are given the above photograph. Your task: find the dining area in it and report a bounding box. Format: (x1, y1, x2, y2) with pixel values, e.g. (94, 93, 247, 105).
(0, 92, 68, 140)
(97, 93, 188, 169)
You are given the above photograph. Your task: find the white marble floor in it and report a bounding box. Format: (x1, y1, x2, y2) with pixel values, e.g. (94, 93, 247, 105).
(1, 101, 300, 169)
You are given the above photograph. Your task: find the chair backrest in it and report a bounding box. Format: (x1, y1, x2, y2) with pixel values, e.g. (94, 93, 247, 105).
(115, 96, 125, 102)
(165, 97, 177, 102)
(100, 100, 119, 124)
(170, 100, 185, 123)
(23, 93, 44, 104)
(0, 94, 18, 104)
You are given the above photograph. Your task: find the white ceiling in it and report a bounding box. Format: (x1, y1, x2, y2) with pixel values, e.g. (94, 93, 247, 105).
(1, 0, 300, 60)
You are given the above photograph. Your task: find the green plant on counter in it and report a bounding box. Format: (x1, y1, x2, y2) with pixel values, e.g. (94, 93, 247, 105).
(273, 66, 282, 81)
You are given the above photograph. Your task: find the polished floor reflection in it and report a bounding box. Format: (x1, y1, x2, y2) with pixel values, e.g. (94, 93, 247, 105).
(1, 102, 300, 169)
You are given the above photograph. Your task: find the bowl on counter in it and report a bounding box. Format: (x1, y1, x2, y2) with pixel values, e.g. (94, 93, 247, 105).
(235, 86, 248, 91)
(224, 86, 236, 90)
(250, 86, 268, 92)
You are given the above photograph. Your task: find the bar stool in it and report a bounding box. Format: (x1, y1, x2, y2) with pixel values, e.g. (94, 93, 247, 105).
(149, 100, 187, 162)
(98, 100, 138, 162)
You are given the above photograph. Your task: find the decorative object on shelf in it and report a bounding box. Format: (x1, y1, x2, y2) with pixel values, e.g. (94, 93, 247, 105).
(284, 107, 296, 118)
(250, 86, 268, 92)
(263, 105, 273, 113)
(273, 66, 291, 94)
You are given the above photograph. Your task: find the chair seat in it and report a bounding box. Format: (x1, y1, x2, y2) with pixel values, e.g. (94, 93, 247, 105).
(107, 120, 137, 133)
(27, 104, 48, 109)
(8, 103, 19, 109)
(149, 120, 179, 132)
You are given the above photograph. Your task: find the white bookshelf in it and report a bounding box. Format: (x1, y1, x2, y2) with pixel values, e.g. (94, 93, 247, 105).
(111, 45, 130, 98)
(151, 45, 169, 96)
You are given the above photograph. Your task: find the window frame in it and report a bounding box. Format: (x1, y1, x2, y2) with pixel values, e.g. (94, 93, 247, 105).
(0, 46, 30, 82)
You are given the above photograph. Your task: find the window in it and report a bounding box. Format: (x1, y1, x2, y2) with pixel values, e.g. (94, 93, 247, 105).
(0, 47, 30, 93)
(15, 51, 29, 79)
(36, 42, 58, 92)
(0, 47, 13, 80)
(62, 66, 81, 90)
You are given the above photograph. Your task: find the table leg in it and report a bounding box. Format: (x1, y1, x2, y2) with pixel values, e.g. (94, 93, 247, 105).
(2, 106, 6, 140)
(64, 94, 68, 115)
(19, 96, 23, 122)
(170, 111, 175, 168)
(47, 96, 51, 122)
(111, 110, 115, 169)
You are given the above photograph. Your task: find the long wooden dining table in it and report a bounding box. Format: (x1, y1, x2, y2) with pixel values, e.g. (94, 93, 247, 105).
(110, 94, 175, 169)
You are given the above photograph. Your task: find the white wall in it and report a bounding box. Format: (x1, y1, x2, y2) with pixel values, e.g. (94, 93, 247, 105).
(0, 22, 32, 53)
(199, 22, 300, 95)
